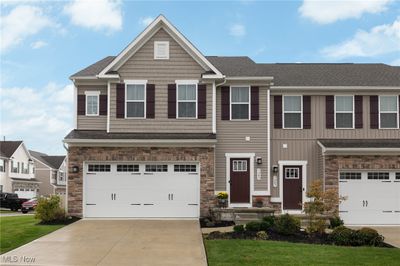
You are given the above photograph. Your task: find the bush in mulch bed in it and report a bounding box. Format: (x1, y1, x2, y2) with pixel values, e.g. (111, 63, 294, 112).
(38, 216, 80, 225)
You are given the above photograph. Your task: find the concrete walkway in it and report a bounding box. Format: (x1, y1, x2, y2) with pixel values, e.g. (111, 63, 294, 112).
(1, 219, 207, 265)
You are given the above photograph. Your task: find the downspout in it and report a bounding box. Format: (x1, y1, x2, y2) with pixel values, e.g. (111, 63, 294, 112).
(107, 81, 111, 133)
(267, 88, 271, 195)
(63, 142, 69, 214)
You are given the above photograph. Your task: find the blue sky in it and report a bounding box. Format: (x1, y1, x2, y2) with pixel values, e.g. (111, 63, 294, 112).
(1, 0, 399, 154)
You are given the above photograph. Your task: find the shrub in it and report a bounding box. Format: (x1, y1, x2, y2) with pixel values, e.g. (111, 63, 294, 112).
(245, 221, 262, 232)
(262, 215, 275, 228)
(355, 227, 384, 246)
(233, 224, 245, 233)
(216, 192, 228, 199)
(329, 216, 344, 229)
(35, 195, 65, 223)
(274, 214, 300, 235)
(255, 231, 268, 240)
(329, 226, 356, 246)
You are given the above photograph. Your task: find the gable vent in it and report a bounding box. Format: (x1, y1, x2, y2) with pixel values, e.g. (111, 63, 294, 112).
(154, 41, 169, 59)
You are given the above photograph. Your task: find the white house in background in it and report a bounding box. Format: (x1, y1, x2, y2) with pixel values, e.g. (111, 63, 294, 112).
(29, 150, 67, 197)
(0, 141, 39, 198)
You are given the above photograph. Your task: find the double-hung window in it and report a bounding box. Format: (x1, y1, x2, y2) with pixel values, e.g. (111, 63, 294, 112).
(85, 91, 99, 116)
(0, 159, 4, 172)
(335, 96, 354, 129)
(177, 82, 197, 118)
(231, 86, 250, 120)
(379, 96, 398, 129)
(283, 96, 302, 128)
(126, 82, 146, 118)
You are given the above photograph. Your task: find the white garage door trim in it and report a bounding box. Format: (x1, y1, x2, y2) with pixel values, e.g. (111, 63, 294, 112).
(82, 161, 200, 219)
(339, 170, 400, 226)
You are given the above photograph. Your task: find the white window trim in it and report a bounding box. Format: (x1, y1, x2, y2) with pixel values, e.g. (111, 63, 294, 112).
(334, 95, 355, 129)
(230, 85, 251, 121)
(271, 160, 308, 214)
(125, 80, 147, 119)
(282, 95, 303, 129)
(176, 80, 198, 119)
(85, 91, 100, 116)
(154, 41, 169, 60)
(225, 153, 255, 208)
(378, 95, 399, 129)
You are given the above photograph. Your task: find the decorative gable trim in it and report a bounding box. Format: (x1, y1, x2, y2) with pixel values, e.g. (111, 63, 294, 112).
(98, 15, 223, 78)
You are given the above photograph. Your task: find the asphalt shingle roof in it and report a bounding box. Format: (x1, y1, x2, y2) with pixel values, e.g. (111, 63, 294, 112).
(70, 55, 400, 86)
(30, 150, 66, 169)
(0, 141, 23, 158)
(64, 130, 216, 140)
(318, 139, 400, 149)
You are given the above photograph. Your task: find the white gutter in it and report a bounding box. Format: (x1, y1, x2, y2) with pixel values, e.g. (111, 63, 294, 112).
(226, 76, 274, 81)
(271, 86, 400, 90)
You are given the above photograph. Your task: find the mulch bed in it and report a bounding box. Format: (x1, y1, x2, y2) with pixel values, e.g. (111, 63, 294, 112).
(200, 218, 234, 228)
(38, 216, 81, 225)
(205, 230, 394, 248)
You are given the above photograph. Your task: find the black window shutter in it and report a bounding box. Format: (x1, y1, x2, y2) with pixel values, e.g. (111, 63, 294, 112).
(354, 95, 363, 129)
(168, 84, 176, 118)
(274, 95, 282, 128)
(221, 86, 230, 120)
(250, 86, 259, 120)
(99, 95, 107, 115)
(303, 96, 311, 129)
(116, 83, 125, 118)
(146, 84, 155, 118)
(198, 84, 207, 119)
(370, 95, 379, 129)
(77, 95, 85, 115)
(326, 96, 334, 129)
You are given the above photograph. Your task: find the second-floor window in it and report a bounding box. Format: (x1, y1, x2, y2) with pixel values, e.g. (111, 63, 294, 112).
(85, 92, 99, 116)
(177, 84, 197, 118)
(379, 96, 398, 129)
(335, 96, 354, 129)
(126, 84, 146, 118)
(283, 96, 302, 128)
(231, 86, 250, 120)
(59, 171, 65, 182)
(0, 159, 4, 172)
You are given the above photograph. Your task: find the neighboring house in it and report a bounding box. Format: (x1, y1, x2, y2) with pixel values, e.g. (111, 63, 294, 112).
(0, 141, 39, 198)
(29, 150, 67, 197)
(64, 15, 400, 225)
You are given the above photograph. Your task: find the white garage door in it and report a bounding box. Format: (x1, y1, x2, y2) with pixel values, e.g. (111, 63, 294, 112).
(339, 171, 400, 225)
(15, 189, 37, 199)
(84, 162, 200, 218)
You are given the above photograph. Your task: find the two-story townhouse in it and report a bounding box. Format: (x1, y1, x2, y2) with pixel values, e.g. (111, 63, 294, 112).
(0, 141, 39, 198)
(29, 150, 67, 197)
(64, 15, 400, 225)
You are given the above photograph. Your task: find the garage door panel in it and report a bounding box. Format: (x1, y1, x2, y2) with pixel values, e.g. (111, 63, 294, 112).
(84, 162, 200, 218)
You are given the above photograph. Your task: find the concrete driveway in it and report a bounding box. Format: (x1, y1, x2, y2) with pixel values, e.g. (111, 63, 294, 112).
(2, 220, 207, 265)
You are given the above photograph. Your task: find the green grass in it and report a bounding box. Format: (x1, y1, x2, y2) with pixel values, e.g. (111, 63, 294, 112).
(0, 210, 16, 214)
(0, 215, 65, 254)
(205, 240, 400, 266)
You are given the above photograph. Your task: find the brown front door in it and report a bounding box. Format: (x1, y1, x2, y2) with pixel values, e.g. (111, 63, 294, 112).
(283, 166, 303, 210)
(229, 158, 250, 204)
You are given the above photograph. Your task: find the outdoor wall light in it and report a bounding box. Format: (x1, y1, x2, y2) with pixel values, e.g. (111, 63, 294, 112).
(256, 157, 262, 164)
(72, 166, 79, 173)
(272, 165, 279, 173)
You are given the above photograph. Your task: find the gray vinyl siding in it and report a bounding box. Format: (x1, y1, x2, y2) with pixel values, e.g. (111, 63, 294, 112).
(33, 160, 54, 196)
(76, 85, 107, 130)
(271, 93, 400, 197)
(215, 85, 269, 192)
(110, 28, 212, 133)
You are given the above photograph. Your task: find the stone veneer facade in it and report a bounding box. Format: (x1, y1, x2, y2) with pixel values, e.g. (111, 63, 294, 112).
(67, 146, 216, 217)
(324, 155, 400, 191)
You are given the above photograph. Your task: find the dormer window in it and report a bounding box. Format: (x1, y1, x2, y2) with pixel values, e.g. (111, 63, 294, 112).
(154, 41, 169, 59)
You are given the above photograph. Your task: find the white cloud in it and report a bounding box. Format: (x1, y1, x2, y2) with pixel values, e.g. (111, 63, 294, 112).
(31, 40, 47, 49)
(321, 18, 400, 58)
(229, 23, 246, 37)
(0, 5, 53, 52)
(299, 0, 392, 24)
(0, 83, 74, 153)
(139, 16, 154, 27)
(63, 0, 122, 32)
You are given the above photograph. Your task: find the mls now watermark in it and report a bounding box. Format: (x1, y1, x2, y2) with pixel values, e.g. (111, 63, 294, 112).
(1, 255, 36, 264)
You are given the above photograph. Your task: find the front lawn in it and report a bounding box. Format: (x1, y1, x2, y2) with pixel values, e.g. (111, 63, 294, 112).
(205, 240, 400, 266)
(0, 215, 65, 254)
